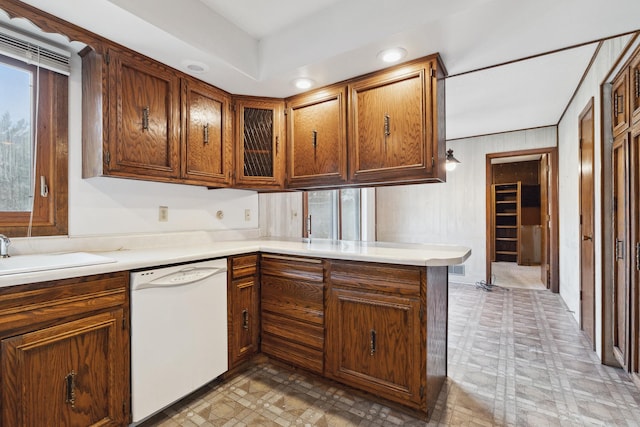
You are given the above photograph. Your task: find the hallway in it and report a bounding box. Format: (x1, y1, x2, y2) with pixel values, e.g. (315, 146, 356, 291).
(141, 283, 640, 426)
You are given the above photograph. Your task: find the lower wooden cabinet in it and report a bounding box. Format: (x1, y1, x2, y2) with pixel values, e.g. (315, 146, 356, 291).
(260, 254, 325, 374)
(228, 254, 260, 368)
(326, 260, 424, 407)
(0, 272, 130, 427)
(326, 287, 422, 404)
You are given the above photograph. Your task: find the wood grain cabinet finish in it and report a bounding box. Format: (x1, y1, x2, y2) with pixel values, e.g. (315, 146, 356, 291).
(0, 272, 130, 427)
(181, 77, 233, 186)
(612, 69, 630, 137)
(228, 254, 260, 369)
(631, 53, 640, 125)
(81, 47, 181, 181)
(233, 97, 285, 190)
(326, 260, 448, 417)
(285, 85, 348, 188)
(348, 55, 446, 185)
(260, 254, 325, 374)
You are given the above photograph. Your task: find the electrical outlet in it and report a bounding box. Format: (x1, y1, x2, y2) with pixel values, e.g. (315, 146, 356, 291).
(158, 206, 168, 222)
(244, 209, 251, 221)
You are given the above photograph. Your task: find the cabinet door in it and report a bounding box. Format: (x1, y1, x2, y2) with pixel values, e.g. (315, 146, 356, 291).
(234, 98, 285, 189)
(181, 78, 232, 186)
(1, 310, 128, 427)
(108, 48, 180, 179)
(612, 69, 630, 137)
(326, 287, 421, 405)
(349, 59, 439, 184)
(228, 255, 260, 368)
(286, 87, 348, 188)
(631, 54, 640, 125)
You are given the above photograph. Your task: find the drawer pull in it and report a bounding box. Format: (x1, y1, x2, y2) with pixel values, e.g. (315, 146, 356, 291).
(370, 329, 376, 356)
(65, 370, 76, 408)
(142, 106, 150, 131)
(242, 309, 249, 330)
(203, 123, 209, 144)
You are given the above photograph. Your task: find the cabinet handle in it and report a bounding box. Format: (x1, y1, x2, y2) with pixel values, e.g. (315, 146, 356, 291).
(312, 130, 318, 149)
(370, 329, 376, 356)
(242, 309, 249, 330)
(203, 123, 209, 144)
(615, 94, 624, 115)
(65, 370, 76, 408)
(276, 136, 280, 155)
(616, 238, 625, 260)
(636, 242, 640, 271)
(582, 235, 593, 241)
(142, 106, 150, 131)
(384, 114, 390, 137)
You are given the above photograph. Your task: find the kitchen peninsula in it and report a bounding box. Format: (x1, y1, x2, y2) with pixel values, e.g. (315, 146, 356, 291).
(0, 237, 470, 424)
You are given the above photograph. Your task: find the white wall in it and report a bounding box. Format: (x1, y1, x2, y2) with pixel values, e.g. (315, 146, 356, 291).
(258, 192, 303, 238)
(66, 51, 259, 237)
(557, 34, 633, 359)
(376, 127, 557, 285)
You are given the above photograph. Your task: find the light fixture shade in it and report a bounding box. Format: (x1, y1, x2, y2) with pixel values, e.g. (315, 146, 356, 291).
(445, 148, 460, 171)
(377, 47, 407, 63)
(293, 78, 314, 89)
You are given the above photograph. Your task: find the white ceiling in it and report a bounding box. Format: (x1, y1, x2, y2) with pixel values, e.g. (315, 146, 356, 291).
(4, 0, 640, 140)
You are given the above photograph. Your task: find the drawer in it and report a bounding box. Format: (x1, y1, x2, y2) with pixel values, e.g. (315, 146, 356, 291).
(230, 254, 258, 279)
(261, 254, 324, 282)
(329, 260, 422, 296)
(261, 276, 324, 325)
(262, 333, 324, 375)
(262, 311, 324, 351)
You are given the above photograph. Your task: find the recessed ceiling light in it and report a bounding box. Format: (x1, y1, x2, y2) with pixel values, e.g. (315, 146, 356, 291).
(378, 47, 407, 63)
(293, 78, 314, 90)
(182, 60, 209, 74)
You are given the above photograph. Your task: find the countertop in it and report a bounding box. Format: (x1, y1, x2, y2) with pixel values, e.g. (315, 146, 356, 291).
(0, 238, 471, 288)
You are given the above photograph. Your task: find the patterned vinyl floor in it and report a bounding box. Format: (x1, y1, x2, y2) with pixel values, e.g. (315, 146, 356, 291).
(139, 283, 640, 426)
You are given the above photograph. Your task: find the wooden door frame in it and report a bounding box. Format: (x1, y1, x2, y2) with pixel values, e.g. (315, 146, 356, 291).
(579, 97, 596, 349)
(486, 147, 559, 292)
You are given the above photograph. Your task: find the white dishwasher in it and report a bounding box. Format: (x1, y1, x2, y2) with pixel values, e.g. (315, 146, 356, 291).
(130, 258, 228, 423)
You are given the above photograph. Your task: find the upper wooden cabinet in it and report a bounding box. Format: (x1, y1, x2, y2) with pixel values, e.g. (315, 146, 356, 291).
(285, 85, 348, 188)
(348, 55, 446, 185)
(612, 69, 630, 137)
(82, 47, 181, 181)
(233, 97, 285, 190)
(631, 53, 640, 125)
(181, 77, 232, 186)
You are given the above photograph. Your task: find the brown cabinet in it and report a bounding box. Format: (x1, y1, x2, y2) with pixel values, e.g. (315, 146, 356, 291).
(612, 69, 630, 137)
(260, 254, 325, 374)
(631, 53, 640, 125)
(228, 254, 260, 369)
(348, 56, 446, 185)
(326, 261, 424, 407)
(181, 77, 232, 186)
(233, 97, 285, 190)
(0, 272, 130, 426)
(286, 85, 348, 188)
(83, 47, 181, 180)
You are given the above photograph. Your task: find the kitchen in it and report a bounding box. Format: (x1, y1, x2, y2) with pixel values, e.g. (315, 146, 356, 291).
(0, 0, 640, 425)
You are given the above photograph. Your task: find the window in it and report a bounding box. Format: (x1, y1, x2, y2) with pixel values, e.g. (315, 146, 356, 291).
(0, 53, 68, 237)
(303, 189, 362, 240)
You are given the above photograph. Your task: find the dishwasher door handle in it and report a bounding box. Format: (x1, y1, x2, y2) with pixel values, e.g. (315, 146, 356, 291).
(133, 266, 227, 291)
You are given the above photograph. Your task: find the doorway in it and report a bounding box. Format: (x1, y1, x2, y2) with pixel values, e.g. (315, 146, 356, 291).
(486, 147, 559, 292)
(579, 98, 596, 349)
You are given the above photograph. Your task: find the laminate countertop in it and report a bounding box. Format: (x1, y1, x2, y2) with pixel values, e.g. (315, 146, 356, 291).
(0, 238, 471, 288)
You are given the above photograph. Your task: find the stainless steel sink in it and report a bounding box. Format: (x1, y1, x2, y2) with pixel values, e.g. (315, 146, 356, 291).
(0, 252, 116, 276)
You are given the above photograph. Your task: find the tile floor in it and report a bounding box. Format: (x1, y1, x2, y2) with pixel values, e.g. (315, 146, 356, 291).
(139, 283, 640, 426)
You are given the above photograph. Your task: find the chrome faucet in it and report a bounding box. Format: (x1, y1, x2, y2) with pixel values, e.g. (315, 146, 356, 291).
(0, 234, 10, 258)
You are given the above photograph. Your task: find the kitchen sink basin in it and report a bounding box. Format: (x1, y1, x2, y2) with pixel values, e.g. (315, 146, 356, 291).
(0, 252, 116, 276)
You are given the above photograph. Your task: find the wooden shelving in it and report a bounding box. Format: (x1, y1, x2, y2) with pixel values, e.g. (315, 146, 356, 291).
(492, 182, 521, 263)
